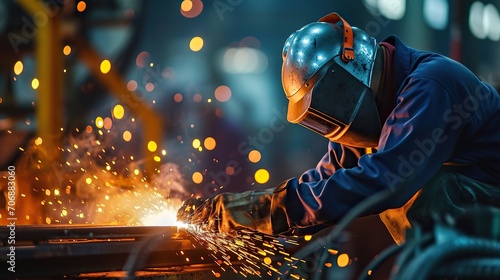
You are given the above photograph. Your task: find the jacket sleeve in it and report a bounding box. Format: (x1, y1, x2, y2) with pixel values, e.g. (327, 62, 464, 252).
(276, 77, 466, 229)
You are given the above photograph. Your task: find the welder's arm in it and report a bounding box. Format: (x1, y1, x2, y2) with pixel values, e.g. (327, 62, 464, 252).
(176, 143, 365, 234)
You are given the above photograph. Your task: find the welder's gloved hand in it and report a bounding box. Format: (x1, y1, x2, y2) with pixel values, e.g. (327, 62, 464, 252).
(178, 185, 289, 236)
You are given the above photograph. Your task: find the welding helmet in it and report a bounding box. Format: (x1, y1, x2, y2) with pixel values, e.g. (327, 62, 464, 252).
(281, 13, 382, 148)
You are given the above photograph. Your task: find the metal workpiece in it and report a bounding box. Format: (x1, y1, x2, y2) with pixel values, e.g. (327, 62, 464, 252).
(0, 225, 224, 279)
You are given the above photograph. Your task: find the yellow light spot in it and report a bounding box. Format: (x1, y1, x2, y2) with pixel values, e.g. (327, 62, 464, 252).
(189, 36, 204, 52)
(264, 257, 272, 265)
(77, 1, 86, 12)
(97, 208, 103, 213)
(100, 59, 111, 74)
(337, 253, 349, 267)
(154, 156, 161, 162)
(123, 130, 132, 142)
(368, 270, 372, 275)
(248, 150, 261, 163)
(192, 138, 201, 149)
(113, 104, 125, 119)
(181, 0, 192, 11)
(134, 169, 140, 176)
(63, 45, 71, 55)
(95, 116, 104, 128)
(147, 140, 157, 152)
(85, 177, 92, 184)
(54, 189, 60, 196)
(46, 217, 51, 224)
(192, 171, 203, 184)
(161, 150, 167, 156)
(304, 235, 312, 241)
(62, 209, 67, 216)
(34, 137, 43, 146)
(204, 137, 216, 150)
(45, 189, 51, 196)
(105, 195, 110, 200)
(31, 78, 39, 89)
(325, 262, 333, 268)
(254, 169, 270, 184)
(14, 61, 23, 75)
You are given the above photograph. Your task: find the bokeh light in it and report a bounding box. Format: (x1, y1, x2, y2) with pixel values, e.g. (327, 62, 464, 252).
(192, 171, 203, 184)
(254, 169, 270, 184)
(174, 93, 183, 102)
(189, 36, 204, 52)
(127, 80, 138, 91)
(77, 1, 86, 12)
(214, 85, 232, 102)
(103, 117, 113, 130)
(248, 150, 261, 163)
(147, 141, 158, 152)
(193, 93, 202, 102)
(100, 60, 111, 74)
(31, 78, 39, 90)
(192, 139, 201, 149)
(14, 61, 23, 75)
(180, 0, 203, 18)
(113, 104, 125, 119)
(123, 131, 132, 142)
(136, 51, 151, 68)
(204, 137, 216, 150)
(63, 45, 72, 56)
(337, 253, 350, 267)
(95, 117, 104, 128)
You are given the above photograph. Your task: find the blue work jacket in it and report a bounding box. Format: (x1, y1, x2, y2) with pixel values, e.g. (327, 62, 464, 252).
(282, 36, 500, 229)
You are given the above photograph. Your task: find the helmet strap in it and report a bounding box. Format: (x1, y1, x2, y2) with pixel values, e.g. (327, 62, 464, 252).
(318, 13, 355, 62)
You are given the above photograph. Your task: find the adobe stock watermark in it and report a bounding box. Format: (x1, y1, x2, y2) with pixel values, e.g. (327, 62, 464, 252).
(202, 105, 289, 197)
(213, 0, 244, 21)
(5, 166, 17, 273)
(8, 0, 66, 53)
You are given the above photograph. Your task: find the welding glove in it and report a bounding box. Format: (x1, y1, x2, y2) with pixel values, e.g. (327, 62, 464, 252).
(177, 185, 289, 236)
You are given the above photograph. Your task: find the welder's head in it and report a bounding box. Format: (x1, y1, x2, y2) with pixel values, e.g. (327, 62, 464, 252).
(281, 13, 382, 148)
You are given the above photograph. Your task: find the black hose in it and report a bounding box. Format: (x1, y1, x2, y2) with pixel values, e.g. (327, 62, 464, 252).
(279, 187, 397, 275)
(432, 258, 500, 279)
(395, 236, 500, 280)
(357, 242, 404, 280)
(122, 229, 173, 280)
(389, 231, 434, 278)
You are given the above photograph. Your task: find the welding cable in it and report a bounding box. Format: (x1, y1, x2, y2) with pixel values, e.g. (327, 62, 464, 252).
(387, 230, 434, 277)
(431, 257, 500, 279)
(122, 229, 173, 280)
(357, 231, 433, 280)
(279, 186, 397, 276)
(392, 236, 500, 280)
(356, 242, 404, 280)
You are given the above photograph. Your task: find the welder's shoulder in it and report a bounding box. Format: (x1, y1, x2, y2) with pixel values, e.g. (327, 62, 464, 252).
(410, 52, 477, 88)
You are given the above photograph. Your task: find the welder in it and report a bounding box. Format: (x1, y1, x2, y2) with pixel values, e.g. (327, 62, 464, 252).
(178, 12, 500, 245)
